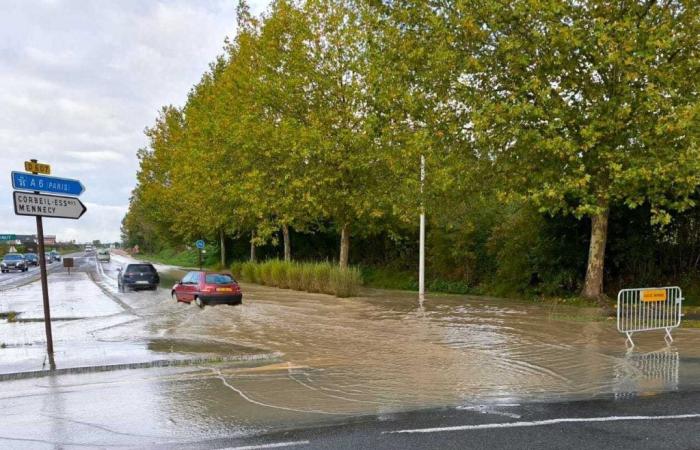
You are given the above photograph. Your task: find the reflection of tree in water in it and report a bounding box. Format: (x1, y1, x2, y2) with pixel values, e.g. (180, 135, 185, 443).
(614, 350, 679, 400)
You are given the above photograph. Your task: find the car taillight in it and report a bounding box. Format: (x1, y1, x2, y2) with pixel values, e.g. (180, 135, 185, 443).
(203, 285, 216, 293)
(125, 272, 135, 277)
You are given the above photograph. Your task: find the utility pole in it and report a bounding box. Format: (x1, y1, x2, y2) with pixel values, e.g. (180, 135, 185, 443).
(419, 155, 426, 302)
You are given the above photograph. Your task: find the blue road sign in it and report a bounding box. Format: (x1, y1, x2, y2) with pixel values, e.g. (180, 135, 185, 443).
(11, 171, 85, 196)
(12, 172, 85, 196)
(195, 240, 205, 249)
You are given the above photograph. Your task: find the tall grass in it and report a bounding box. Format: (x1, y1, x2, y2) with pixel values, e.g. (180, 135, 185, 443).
(231, 260, 362, 298)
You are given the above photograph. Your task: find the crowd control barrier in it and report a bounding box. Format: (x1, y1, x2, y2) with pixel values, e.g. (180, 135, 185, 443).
(617, 287, 683, 347)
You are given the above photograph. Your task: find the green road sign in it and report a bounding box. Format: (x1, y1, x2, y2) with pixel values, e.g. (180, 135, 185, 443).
(0, 234, 17, 241)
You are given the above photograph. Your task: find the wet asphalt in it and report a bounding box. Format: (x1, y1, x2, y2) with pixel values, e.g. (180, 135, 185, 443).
(2, 253, 700, 448)
(173, 389, 700, 449)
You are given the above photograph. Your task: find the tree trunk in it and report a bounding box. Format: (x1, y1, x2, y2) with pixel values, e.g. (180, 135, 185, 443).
(582, 206, 609, 302)
(250, 230, 257, 262)
(339, 223, 350, 269)
(282, 224, 291, 262)
(219, 229, 226, 267)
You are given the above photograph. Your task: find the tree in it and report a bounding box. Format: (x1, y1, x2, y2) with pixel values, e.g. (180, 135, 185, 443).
(463, 0, 700, 300)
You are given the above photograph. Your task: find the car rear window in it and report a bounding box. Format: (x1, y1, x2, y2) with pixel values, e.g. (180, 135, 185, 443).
(205, 274, 234, 284)
(126, 264, 155, 273)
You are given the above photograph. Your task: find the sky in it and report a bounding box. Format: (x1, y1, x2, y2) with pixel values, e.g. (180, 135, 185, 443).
(0, 0, 269, 243)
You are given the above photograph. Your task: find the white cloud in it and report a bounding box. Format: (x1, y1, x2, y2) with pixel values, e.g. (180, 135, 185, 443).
(0, 0, 270, 242)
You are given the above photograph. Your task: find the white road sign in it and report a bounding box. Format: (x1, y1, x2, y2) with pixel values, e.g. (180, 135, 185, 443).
(13, 191, 87, 219)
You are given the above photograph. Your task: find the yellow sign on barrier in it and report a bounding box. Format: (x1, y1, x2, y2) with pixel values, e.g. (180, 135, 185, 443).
(642, 289, 667, 302)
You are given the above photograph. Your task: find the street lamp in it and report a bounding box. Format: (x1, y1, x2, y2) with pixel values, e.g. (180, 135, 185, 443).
(419, 154, 425, 302)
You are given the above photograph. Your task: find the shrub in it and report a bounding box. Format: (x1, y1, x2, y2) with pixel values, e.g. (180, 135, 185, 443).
(231, 260, 363, 298)
(330, 266, 362, 297)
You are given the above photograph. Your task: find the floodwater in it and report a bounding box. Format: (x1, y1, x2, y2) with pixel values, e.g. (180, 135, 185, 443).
(152, 283, 700, 413)
(3, 255, 700, 446)
(101, 255, 700, 416)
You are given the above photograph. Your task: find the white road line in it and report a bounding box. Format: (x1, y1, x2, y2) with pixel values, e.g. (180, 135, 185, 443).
(218, 440, 310, 450)
(385, 413, 700, 434)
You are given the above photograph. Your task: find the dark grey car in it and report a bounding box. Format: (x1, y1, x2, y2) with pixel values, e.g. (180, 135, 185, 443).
(118, 263, 160, 291)
(1, 254, 28, 273)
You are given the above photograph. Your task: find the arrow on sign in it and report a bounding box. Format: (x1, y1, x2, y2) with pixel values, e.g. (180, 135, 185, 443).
(11, 171, 85, 196)
(13, 191, 87, 219)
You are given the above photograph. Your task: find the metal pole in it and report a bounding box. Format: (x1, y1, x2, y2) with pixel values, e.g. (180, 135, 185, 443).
(37, 216, 54, 358)
(31, 157, 55, 369)
(199, 249, 202, 271)
(419, 155, 425, 301)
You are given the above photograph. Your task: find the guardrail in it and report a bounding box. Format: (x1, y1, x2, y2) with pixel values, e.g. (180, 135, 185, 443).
(617, 286, 683, 347)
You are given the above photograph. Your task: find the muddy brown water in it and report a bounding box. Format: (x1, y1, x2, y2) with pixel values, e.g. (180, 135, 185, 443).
(117, 271, 700, 417)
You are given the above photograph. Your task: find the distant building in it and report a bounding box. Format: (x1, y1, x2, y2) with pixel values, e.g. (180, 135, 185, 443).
(2, 234, 57, 249)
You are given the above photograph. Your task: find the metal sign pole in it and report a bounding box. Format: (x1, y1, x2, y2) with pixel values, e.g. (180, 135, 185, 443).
(30, 159, 55, 368)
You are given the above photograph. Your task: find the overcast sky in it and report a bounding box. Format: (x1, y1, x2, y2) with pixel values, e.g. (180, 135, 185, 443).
(0, 0, 269, 243)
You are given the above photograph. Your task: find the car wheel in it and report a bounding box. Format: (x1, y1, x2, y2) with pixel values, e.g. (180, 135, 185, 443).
(172, 291, 179, 302)
(195, 297, 204, 308)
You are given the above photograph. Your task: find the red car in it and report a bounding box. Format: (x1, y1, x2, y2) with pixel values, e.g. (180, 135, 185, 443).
(172, 271, 242, 308)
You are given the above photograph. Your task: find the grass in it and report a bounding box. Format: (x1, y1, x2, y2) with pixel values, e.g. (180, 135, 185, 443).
(232, 260, 363, 298)
(0, 311, 18, 322)
(137, 247, 218, 269)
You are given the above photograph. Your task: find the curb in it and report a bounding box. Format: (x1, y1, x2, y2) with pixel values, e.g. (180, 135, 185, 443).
(0, 351, 283, 381)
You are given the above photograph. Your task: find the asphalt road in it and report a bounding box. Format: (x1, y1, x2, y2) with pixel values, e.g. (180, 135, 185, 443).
(165, 390, 700, 450)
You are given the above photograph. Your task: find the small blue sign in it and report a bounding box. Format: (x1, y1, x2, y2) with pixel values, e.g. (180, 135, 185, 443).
(11, 172, 85, 196)
(195, 240, 205, 249)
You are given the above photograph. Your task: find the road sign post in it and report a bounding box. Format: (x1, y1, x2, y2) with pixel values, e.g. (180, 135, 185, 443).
(11, 171, 85, 196)
(11, 159, 86, 370)
(196, 240, 205, 270)
(13, 192, 87, 219)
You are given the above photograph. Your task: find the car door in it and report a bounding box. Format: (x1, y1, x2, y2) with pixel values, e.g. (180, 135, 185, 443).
(181, 272, 199, 302)
(174, 272, 192, 301)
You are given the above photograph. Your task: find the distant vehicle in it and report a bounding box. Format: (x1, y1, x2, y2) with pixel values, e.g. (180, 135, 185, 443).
(172, 271, 242, 308)
(118, 263, 159, 292)
(84, 245, 95, 256)
(44, 253, 53, 264)
(97, 249, 110, 262)
(1, 253, 28, 273)
(50, 251, 61, 262)
(24, 253, 39, 266)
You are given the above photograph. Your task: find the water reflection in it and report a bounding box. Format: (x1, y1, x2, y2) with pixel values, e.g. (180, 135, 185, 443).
(614, 349, 679, 399)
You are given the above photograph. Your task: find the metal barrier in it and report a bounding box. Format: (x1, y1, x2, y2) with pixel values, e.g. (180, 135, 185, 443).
(617, 286, 683, 347)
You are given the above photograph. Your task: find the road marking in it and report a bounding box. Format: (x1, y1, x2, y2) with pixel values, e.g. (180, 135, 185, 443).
(385, 413, 700, 434)
(218, 440, 310, 449)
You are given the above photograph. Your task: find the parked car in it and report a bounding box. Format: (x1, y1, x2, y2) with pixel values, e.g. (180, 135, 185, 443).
(50, 251, 61, 262)
(44, 253, 53, 264)
(172, 271, 242, 308)
(97, 249, 110, 262)
(24, 253, 39, 266)
(1, 254, 28, 273)
(118, 263, 159, 291)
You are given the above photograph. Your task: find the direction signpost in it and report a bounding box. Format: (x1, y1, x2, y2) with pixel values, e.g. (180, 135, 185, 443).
(0, 234, 16, 242)
(11, 171, 85, 196)
(10, 160, 87, 369)
(196, 240, 205, 270)
(13, 192, 86, 219)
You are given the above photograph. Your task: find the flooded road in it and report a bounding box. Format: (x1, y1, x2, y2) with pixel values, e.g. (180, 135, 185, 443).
(2, 254, 700, 447)
(99, 255, 700, 415)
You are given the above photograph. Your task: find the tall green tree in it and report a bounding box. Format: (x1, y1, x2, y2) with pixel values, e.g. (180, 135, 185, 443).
(464, 0, 700, 300)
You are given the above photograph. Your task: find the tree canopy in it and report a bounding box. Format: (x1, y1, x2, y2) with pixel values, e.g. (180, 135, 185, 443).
(124, 0, 700, 299)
